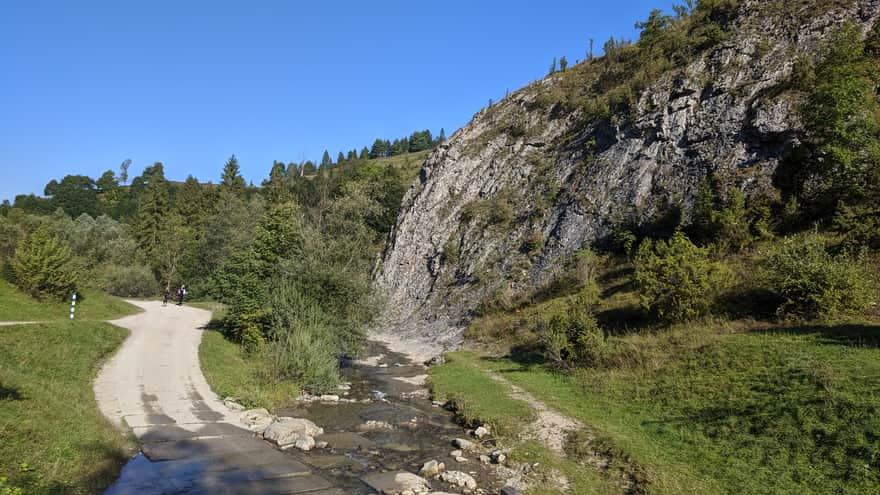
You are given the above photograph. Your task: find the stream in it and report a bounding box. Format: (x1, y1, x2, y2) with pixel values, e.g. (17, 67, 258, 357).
(276, 340, 506, 493)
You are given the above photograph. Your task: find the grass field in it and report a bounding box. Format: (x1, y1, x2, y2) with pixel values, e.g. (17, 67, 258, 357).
(197, 304, 300, 410)
(0, 280, 141, 322)
(440, 246, 880, 495)
(0, 322, 133, 494)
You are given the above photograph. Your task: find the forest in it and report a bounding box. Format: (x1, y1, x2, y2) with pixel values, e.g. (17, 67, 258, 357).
(0, 145, 428, 394)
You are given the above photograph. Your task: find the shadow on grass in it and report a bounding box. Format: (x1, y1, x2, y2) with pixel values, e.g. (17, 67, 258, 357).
(754, 323, 880, 348)
(0, 383, 25, 401)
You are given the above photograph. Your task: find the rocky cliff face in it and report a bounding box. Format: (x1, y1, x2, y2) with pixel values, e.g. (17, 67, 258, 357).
(375, 0, 880, 354)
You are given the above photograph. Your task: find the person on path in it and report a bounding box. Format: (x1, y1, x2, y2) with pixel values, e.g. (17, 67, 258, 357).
(163, 286, 170, 306)
(177, 285, 186, 306)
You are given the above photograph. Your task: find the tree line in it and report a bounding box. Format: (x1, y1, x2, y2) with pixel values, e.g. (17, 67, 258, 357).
(0, 150, 413, 392)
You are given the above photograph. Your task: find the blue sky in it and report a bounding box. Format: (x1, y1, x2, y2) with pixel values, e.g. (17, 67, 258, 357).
(0, 0, 662, 202)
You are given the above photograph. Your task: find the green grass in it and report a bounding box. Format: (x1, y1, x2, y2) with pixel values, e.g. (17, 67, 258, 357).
(470, 320, 880, 494)
(198, 305, 299, 410)
(428, 351, 535, 435)
(0, 280, 141, 322)
(0, 321, 133, 494)
(458, 243, 880, 494)
(429, 351, 623, 494)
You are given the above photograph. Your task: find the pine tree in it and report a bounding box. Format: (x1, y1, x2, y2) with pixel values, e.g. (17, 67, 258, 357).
(176, 175, 207, 223)
(220, 155, 246, 197)
(559, 56, 568, 71)
(347, 149, 357, 161)
(321, 150, 332, 168)
(360, 147, 369, 159)
(265, 162, 289, 204)
(549, 57, 557, 75)
(370, 139, 385, 159)
(337, 151, 346, 164)
(119, 159, 131, 185)
(135, 162, 170, 266)
(438, 128, 446, 143)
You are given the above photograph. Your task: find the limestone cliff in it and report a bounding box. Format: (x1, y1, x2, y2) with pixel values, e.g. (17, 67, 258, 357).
(375, 0, 880, 353)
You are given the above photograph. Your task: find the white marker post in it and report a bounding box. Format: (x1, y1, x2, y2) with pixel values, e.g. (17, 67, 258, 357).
(70, 293, 76, 320)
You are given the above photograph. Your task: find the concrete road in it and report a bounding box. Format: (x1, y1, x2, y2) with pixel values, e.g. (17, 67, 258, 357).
(95, 301, 341, 494)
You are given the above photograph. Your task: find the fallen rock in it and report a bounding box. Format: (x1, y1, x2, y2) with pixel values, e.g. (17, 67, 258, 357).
(438, 470, 477, 490)
(293, 433, 316, 451)
(263, 417, 324, 446)
(452, 438, 476, 451)
(240, 408, 273, 433)
(420, 460, 445, 478)
(223, 398, 245, 411)
(491, 450, 506, 464)
(473, 426, 490, 439)
(357, 420, 395, 432)
(320, 394, 340, 402)
(361, 471, 430, 494)
(450, 450, 463, 457)
(479, 455, 491, 465)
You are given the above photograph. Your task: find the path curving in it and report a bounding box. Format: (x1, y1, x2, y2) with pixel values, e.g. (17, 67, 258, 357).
(95, 300, 340, 494)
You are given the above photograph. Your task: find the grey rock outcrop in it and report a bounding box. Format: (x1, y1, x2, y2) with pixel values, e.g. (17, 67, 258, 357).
(375, 0, 880, 352)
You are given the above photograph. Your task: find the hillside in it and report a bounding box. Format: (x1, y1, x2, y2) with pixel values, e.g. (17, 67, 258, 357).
(376, 0, 880, 352)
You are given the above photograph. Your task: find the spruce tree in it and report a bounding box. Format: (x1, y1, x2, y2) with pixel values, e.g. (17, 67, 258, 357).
(560, 56, 568, 71)
(438, 128, 446, 143)
(337, 151, 346, 164)
(360, 147, 370, 159)
(175, 175, 206, 224)
(549, 57, 557, 75)
(135, 162, 170, 267)
(220, 155, 246, 197)
(321, 150, 332, 168)
(265, 161, 289, 204)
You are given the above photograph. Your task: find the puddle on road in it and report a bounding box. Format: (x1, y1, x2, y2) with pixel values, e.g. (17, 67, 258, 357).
(106, 341, 506, 494)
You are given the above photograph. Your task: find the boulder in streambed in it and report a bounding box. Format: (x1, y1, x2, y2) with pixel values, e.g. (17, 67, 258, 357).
(240, 408, 274, 433)
(438, 470, 477, 490)
(419, 460, 445, 478)
(361, 471, 431, 494)
(263, 417, 324, 448)
(452, 438, 476, 451)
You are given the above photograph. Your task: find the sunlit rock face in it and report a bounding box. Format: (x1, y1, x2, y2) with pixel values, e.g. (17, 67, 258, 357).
(375, 0, 880, 352)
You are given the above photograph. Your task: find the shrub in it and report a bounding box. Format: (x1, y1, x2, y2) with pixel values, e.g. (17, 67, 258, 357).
(97, 264, 158, 297)
(10, 228, 79, 300)
(540, 284, 607, 369)
(522, 230, 544, 253)
(764, 234, 874, 319)
(635, 232, 731, 322)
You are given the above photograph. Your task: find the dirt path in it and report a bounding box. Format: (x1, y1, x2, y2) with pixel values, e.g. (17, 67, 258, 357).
(486, 372, 583, 454)
(94, 300, 340, 494)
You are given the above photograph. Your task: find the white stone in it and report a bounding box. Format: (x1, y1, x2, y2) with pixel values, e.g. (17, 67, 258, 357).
(357, 420, 395, 432)
(419, 460, 445, 478)
(439, 470, 477, 490)
(263, 417, 323, 446)
(453, 438, 476, 451)
(240, 408, 273, 433)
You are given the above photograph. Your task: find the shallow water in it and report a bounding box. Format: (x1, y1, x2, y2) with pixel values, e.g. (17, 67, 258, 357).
(276, 340, 504, 493)
(106, 341, 504, 494)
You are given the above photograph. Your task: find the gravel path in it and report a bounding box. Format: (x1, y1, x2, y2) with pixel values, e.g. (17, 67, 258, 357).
(95, 300, 340, 494)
